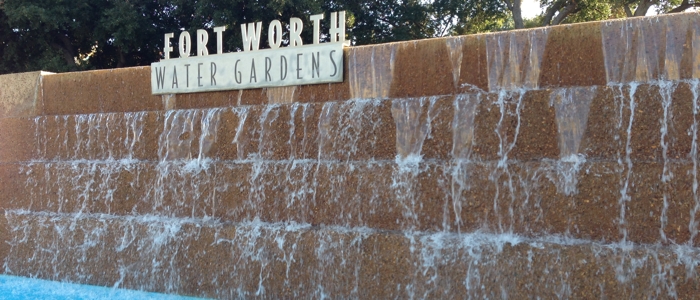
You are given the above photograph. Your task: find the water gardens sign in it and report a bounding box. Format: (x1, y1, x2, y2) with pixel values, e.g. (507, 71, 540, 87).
(151, 11, 346, 95)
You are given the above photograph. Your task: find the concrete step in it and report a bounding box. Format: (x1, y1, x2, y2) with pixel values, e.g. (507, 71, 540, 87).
(2, 160, 699, 246)
(2, 211, 698, 299)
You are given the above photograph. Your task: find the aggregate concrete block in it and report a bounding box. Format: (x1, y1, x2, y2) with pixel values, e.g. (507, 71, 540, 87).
(510, 89, 560, 160)
(468, 90, 561, 161)
(456, 35, 489, 93)
(0, 71, 47, 118)
(42, 71, 102, 115)
(209, 107, 245, 160)
(12, 158, 700, 247)
(389, 38, 455, 98)
(483, 27, 550, 91)
(98, 67, 162, 113)
(0, 117, 40, 162)
(576, 82, 700, 162)
(539, 22, 607, 87)
(294, 80, 350, 104)
(0, 163, 36, 210)
(667, 81, 697, 160)
(347, 44, 398, 100)
(628, 84, 665, 161)
(37, 111, 163, 161)
(665, 162, 700, 244)
(358, 233, 413, 299)
(2, 212, 699, 299)
(43, 67, 161, 115)
(601, 12, 700, 83)
(4, 12, 700, 299)
(237, 87, 270, 106)
(288, 102, 321, 160)
(316, 99, 396, 161)
(399, 95, 454, 160)
(578, 86, 625, 160)
(469, 92, 504, 161)
(217, 105, 292, 160)
(173, 90, 234, 109)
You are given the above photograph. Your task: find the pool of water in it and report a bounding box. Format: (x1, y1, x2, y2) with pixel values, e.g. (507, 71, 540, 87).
(0, 275, 205, 300)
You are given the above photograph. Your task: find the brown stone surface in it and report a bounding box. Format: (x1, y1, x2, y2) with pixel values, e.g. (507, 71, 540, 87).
(467, 90, 562, 161)
(418, 96, 454, 160)
(3, 12, 700, 298)
(389, 38, 455, 98)
(99, 67, 162, 112)
(0, 163, 33, 210)
(347, 44, 398, 99)
(237, 87, 271, 106)
(43, 67, 161, 115)
(295, 80, 350, 104)
(510, 89, 559, 160)
(539, 22, 607, 87)
(42, 71, 98, 115)
(173, 90, 234, 109)
(6, 158, 700, 247)
(577, 83, 700, 162)
(0, 117, 39, 162)
(578, 86, 623, 159)
(601, 12, 700, 83)
(2, 212, 699, 299)
(457, 35, 489, 92)
(0, 71, 47, 118)
(37, 111, 162, 161)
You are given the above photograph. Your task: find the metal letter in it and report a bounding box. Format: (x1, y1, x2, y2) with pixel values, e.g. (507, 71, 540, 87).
(329, 11, 346, 43)
(241, 22, 263, 51)
(197, 29, 209, 56)
(268, 20, 283, 49)
(289, 18, 303, 47)
(309, 14, 324, 44)
(179, 31, 191, 58)
(213, 26, 226, 54)
(164, 33, 174, 59)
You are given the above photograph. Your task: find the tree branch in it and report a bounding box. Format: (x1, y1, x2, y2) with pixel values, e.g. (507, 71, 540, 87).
(634, 0, 655, 16)
(552, 1, 580, 25)
(52, 32, 77, 70)
(669, 0, 700, 13)
(503, 0, 514, 11)
(511, 0, 524, 29)
(117, 48, 126, 68)
(542, 0, 567, 26)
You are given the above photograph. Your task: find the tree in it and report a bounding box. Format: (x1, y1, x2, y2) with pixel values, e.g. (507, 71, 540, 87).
(337, 0, 506, 45)
(541, 0, 625, 26)
(0, 0, 508, 74)
(429, 0, 508, 36)
(539, 0, 699, 27)
(503, 0, 699, 29)
(502, 0, 526, 28)
(619, 0, 700, 15)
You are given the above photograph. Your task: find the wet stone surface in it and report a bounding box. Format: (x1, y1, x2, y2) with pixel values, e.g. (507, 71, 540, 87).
(2, 12, 700, 298)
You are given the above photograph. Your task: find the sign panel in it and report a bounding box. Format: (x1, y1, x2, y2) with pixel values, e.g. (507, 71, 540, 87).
(151, 42, 343, 94)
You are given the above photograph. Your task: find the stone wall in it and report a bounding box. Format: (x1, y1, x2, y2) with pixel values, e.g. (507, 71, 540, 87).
(1, 12, 700, 298)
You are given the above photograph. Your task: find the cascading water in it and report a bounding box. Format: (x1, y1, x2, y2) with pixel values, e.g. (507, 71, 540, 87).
(2, 12, 700, 299)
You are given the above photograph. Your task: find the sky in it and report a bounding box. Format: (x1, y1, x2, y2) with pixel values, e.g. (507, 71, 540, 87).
(521, 0, 543, 19)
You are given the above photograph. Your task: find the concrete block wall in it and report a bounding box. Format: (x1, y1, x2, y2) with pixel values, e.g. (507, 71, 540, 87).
(1, 12, 700, 298)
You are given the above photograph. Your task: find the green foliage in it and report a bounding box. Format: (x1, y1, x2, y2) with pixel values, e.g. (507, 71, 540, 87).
(653, 0, 685, 13)
(1, 0, 696, 75)
(552, 0, 620, 24)
(0, 0, 509, 74)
